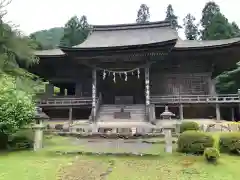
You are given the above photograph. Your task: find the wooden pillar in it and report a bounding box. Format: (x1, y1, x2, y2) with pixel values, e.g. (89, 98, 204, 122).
(75, 83, 82, 96)
(69, 107, 73, 123)
(92, 68, 97, 122)
(216, 104, 221, 121)
(231, 107, 235, 121)
(60, 87, 65, 96)
(145, 67, 150, 121)
(179, 104, 184, 120)
(46, 83, 54, 96)
(238, 89, 240, 118)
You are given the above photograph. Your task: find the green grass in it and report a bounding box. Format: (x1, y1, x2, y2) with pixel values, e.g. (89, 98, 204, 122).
(0, 151, 73, 180)
(0, 135, 240, 180)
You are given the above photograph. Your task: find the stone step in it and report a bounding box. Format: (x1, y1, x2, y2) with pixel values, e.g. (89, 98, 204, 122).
(98, 113, 145, 117)
(97, 104, 146, 122)
(100, 107, 145, 110)
(100, 107, 145, 111)
(99, 110, 145, 113)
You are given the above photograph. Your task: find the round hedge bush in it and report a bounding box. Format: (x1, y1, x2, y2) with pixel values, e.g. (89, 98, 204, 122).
(180, 121, 199, 133)
(177, 131, 214, 154)
(203, 147, 220, 163)
(55, 124, 64, 131)
(8, 129, 34, 150)
(219, 132, 240, 155)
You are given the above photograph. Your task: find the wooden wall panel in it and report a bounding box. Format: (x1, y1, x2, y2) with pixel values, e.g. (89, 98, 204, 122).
(150, 73, 211, 95)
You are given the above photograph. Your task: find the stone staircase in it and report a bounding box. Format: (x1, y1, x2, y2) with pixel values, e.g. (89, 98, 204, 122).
(97, 104, 146, 122)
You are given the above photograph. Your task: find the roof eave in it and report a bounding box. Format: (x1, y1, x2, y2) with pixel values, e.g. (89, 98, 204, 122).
(35, 54, 66, 58)
(174, 40, 240, 51)
(60, 39, 178, 52)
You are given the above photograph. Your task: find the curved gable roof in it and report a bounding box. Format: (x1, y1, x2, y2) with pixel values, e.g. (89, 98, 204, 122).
(72, 21, 178, 49)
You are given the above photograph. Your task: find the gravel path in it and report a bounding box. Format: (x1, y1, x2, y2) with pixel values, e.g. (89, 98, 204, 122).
(72, 139, 153, 153)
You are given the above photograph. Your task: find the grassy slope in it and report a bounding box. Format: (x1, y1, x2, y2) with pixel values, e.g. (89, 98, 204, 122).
(0, 135, 240, 180)
(0, 151, 72, 180)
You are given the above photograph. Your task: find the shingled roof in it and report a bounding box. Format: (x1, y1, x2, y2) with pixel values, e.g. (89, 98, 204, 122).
(72, 21, 178, 48)
(34, 49, 65, 57)
(175, 38, 240, 50)
(34, 21, 240, 57)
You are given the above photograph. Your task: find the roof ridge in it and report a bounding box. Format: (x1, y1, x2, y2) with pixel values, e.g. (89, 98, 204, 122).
(92, 20, 171, 31)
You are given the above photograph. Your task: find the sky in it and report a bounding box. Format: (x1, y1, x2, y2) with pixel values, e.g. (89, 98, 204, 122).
(4, 0, 240, 38)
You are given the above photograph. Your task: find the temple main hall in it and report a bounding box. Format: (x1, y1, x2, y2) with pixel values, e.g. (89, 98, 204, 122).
(31, 20, 240, 126)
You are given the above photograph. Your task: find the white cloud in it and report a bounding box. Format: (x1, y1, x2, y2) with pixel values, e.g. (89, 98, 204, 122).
(4, 0, 240, 38)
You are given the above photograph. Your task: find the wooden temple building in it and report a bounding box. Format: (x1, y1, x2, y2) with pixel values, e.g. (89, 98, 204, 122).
(31, 20, 240, 124)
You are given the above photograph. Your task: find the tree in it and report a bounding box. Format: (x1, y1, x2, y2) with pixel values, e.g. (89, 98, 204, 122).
(203, 13, 234, 40)
(215, 64, 240, 94)
(30, 27, 64, 50)
(136, 4, 150, 23)
(0, 0, 38, 77)
(29, 34, 43, 50)
(183, 13, 199, 40)
(60, 15, 90, 47)
(165, 4, 181, 29)
(200, 1, 220, 39)
(0, 75, 35, 149)
(231, 22, 240, 37)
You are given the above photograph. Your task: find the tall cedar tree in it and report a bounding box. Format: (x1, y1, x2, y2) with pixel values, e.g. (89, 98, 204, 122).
(136, 4, 150, 23)
(200, 2, 240, 93)
(165, 4, 181, 29)
(183, 13, 199, 40)
(204, 13, 234, 40)
(200, 1, 220, 40)
(60, 15, 90, 47)
(231, 22, 240, 37)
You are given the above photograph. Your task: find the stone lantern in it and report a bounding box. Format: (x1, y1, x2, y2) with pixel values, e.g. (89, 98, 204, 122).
(160, 106, 175, 153)
(160, 106, 175, 120)
(33, 107, 49, 151)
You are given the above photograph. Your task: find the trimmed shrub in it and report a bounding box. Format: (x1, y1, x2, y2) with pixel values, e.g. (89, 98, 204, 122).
(0, 132, 8, 150)
(8, 129, 34, 150)
(55, 124, 63, 131)
(180, 122, 199, 133)
(203, 147, 220, 163)
(219, 132, 240, 154)
(177, 131, 214, 154)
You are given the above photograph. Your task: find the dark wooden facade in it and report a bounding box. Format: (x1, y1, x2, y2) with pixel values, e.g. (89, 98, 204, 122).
(32, 21, 240, 122)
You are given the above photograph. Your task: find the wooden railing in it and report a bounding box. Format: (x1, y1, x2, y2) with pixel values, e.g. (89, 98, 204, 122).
(36, 97, 92, 107)
(151, 94, 240, 104)
(37, 94, 240, 106)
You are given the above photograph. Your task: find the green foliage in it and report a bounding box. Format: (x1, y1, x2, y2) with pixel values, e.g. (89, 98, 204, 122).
(219, 132, 240, 154)
(177, 131, 214, 154)
(136, 4, 150, 24)
(60, 15, 90, 47)
(231, 22, 240, 37)
(30, 27, 64, 50)
(55, 124, 63, 131)
(200, 2, 240, 40)
(0, 0, 39, 79)
(0, 132, 8, 149)
(165, 4, 181, 29)
(204, 13, 235, 40)
(8, 129, 34, 150)
(180, 121, 199, 133)
(183, 13, 199, 40)
(215, 67, 240, 93)
(0, 75, 35, 135)
(201, 2, 220, 28)
(200, 1, 240, 93)
(200, 1, 220, 39)
(203, 147, 220, 163)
